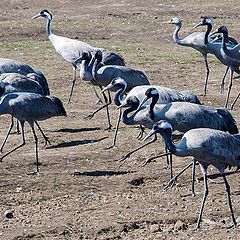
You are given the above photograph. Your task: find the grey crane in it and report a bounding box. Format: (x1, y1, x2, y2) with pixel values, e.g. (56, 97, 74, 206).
(210, 25, 240, 110)
(0, 73, 51, 152)
(165, 17, 213, 96)
(166, 17, 237, 96)
(144, 120, 240, 229)
(194, 17, 240, 108)
(101, 77, 201, 148)
(119, 87, 237, 160)
(82, 50, 150, 129)
(0, 58, 49, 135)
(0, 58, 49, 91)
(118, 88, 238, 194)
(0, 92, 67, 173)
(32, 9, 125, 103)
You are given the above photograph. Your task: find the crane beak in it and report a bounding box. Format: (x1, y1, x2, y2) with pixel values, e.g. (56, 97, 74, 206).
(136, 96, 148, 111)
(193, 22, 203, 29)
(162, 20, 171, 24)
(32, 13, 42, 20)
(143, 129, 157, 142)
(101, 85, 112, 93)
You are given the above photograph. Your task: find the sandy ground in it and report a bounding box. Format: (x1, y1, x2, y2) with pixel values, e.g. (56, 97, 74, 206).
(1, 0, 240, 239)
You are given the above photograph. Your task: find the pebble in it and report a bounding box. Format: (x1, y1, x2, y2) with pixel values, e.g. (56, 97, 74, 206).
(4, 210, 14, 219)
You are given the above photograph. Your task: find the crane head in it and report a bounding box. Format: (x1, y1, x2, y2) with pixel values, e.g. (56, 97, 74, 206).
(32, 9, 52, 20)
(163, 17, 181, 25)
(101, 77, 126, 93)
(194, 17, 213, 29)
(117, 96, 139, 110)
(212, 25, 228, 36)
(93, 50, 103, 62)
(143, 120, 173, 142)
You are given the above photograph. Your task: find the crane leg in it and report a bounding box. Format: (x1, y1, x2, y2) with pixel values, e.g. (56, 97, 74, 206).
(84, 89, 112, 129)
(222, 173, 237, 227)
(203, 57, 210, 96)
(192, 158, 196, 197)
(68, 66, 77, 103)
(117, 134, 157, 162)
(0, 116, 14, 152)
(35, 121, 51, 146)
(224, 69, 233, 108)
(220, 67, 229, 94)
(230, 92, 240, 110)
(30, 124, 40, 174)
(196, 164, 208, 229)
(163, 158, 194, 191)
(0, 121, 26, 162)
(105, 108, 122, 149)
(92, 84, 103, 104)
(136, 125, 146, 140)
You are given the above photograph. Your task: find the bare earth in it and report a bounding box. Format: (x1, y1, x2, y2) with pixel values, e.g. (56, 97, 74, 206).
(1, 0, 240, 239)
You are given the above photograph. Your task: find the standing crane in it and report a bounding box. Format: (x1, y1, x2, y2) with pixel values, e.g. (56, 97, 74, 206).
(118, 88, 238, 194)
(210, 25, 240, 110)
(144, 120, 240, 229)
(32, 9, 125, 103)
(165, 17, 237, 96)
(194, 17, 240, 108)
(0, 73, 51, 152)
(119, 87, 237, 161)
(0, 92, 67, 173)
(101, 77, 201, 148)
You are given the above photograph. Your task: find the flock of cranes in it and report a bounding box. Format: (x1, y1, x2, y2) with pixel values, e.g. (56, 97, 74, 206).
(1, 9, 240, 230)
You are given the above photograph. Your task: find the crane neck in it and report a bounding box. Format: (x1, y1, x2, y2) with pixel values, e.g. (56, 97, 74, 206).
(122, 103, 139, 125)
(172, 23, 182, 44)
(148, 93, 160, 120)
(204, 23, 212, 45)
(92, 57, 103, 80)
(160, 129, 177, 154)
(221, 30, 229, 53)
(46, 17, 52, 37)
(113, 83, 127, 106)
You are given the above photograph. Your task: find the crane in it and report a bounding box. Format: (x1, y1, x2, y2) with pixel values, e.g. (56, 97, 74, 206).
(32, 9, 125, 103)
(194, 17, 240, 108)
(166, 17, 237, 96)
(81, 50, 150, 129)
(101, 77, 201, 148)
(0, 73, 51, 152)
(118, 88, 238, 194)
(144, 120, 240, 229)
(0, 92, 66, 173)
(210, 25, 240, 110)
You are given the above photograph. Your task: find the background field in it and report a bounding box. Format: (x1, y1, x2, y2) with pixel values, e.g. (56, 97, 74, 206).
(1, 0, 240, 239)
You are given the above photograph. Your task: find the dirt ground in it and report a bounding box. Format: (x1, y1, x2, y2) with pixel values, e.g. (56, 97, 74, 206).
(1, 0, 240, 239)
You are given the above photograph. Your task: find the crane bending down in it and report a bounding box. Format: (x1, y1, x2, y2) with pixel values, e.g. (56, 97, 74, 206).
(0, 92, 67, 173)
(0, 73, 52, 152)
(144, 120, 240, 229)
(80, 50, 150, 129)
(32, 9, 125, 103)
(118, 87, 238, 161)
(101, 77, 201, 148)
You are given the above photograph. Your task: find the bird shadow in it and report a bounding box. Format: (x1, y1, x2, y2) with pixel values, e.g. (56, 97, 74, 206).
(47, 136, 108, 149)
(73, 170, 133, 177)
(55, 127, 101, 133)
(198, 169, 239, 181)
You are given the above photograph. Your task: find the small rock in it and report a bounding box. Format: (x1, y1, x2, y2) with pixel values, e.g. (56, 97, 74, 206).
(174, 220, 187, 231)
(5, 210, 14, 219)
(150, 224, 161, 233)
